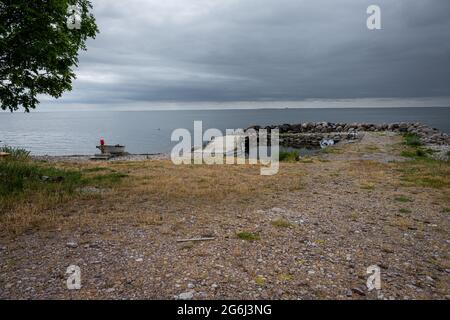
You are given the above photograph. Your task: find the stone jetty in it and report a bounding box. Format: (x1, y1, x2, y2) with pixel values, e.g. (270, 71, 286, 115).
(246, 122, 450, 146)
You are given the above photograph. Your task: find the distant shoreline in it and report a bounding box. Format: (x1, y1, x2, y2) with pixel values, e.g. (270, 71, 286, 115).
(6, 105, 450, 113)
(3, 97, 450, 113)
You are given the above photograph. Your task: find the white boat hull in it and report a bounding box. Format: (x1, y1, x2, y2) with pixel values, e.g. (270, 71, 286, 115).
(96, 145, 126, 155)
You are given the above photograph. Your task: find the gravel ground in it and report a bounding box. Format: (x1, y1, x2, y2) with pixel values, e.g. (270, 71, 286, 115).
(1, 133, 449, 300)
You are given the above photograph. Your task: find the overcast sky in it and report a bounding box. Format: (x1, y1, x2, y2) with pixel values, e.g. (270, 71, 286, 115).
(42, 0, 450, 109)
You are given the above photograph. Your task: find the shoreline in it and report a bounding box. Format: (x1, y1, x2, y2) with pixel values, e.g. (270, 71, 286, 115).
(27, 121, 450, 162)
(31, 153, 169, 163)
(8, 100, 450, 112)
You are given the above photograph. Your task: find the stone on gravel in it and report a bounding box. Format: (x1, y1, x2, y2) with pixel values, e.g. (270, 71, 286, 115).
(351, 286, 367, 296)
(66, 241, 78, 248)
(176, 291, 194, 300)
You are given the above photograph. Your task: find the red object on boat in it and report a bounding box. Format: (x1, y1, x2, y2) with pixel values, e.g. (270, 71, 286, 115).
(100, 138, 105, 146)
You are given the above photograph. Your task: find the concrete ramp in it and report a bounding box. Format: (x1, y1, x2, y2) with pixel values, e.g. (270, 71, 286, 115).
(201, 134, 245, 157)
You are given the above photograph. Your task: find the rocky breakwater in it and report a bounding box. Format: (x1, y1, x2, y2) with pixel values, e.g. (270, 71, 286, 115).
(246, 122, 450, 147)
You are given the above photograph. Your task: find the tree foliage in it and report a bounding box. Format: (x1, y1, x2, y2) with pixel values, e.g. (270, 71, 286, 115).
(0, 0, 98, 112)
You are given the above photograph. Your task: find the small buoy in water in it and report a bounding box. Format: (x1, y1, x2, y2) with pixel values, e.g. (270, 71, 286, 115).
(320, 139, 335, 149)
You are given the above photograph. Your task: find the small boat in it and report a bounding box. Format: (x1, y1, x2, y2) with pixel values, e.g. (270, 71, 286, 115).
(96, 144, 126, 155)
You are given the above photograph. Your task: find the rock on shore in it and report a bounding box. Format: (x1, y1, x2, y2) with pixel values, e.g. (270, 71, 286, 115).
(247, 122, 450, 145)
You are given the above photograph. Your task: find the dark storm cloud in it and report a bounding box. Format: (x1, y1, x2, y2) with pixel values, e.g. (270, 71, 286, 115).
(49, 0, 450, 106)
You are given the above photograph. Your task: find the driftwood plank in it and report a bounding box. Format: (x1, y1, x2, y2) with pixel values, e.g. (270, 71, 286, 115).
(177, 237, 215, 243)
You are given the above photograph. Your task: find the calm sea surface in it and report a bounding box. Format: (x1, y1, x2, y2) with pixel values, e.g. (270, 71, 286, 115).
(0, 107, 449, 155)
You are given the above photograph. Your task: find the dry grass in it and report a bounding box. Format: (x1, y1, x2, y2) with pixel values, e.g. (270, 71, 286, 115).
(236, 231, 260, 241)
(1, 138, 449, 237)
(0, 159, 306, 235)
(0, 158, 129, 235)
(394, 158, 450, 189)
(271, 217, 292, 228)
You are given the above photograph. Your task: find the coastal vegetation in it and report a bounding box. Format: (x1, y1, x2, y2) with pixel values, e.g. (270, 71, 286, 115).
(403, 133, 423, 147)
(271, 217, 292, 228)
(236, 231, 260, 241)
(279, 150, 300, 162)
(0, 146, 127, 233)
(394, 196, 412, 203)
(390, 132, 450, 189)
(396, 158, 450, 189)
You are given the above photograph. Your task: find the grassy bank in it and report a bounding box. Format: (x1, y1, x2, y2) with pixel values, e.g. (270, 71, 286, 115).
(0, 147, 128, 234)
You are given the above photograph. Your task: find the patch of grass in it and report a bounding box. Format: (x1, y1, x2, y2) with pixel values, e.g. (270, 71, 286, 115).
(416, 178, 449, 188)
(287, 178, 305, 191)
(330, 172, 340, 177)
(314, 239, 325, 245)
(400, 148, 428, 158)
(395, 158, 450, 189)
(442, 208, 450, 213)
(0, 153, 129, 234)
(0, 156, 87, 233)
(447, 151, 450, 157)
(415, 149, 427, 157)
(83, 172, 128, 187)
(271, 218, 292, 228)
(400, 150, 415, 158)
(236, 231, 260, 241)
(365, 145, 380, 153)
(82, 167, 112, 173)
(403, 133, 422, 147)
(347, 212, 359, 222)
(320, 147, 341, 154)
(0, 146, 30, 161)
(360, 183, 375, 190)
(255, 275, 266, 285)
(0, 158, 82, 197)
(399, 208, 412, 214)
(279, 150, 300, 162)
(394, 196, 412, 203)
(278, 273, 294, 282)
(391, 217, 412, 231)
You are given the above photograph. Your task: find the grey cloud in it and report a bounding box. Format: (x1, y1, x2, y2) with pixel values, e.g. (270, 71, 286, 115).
(49, 0, 450, 107)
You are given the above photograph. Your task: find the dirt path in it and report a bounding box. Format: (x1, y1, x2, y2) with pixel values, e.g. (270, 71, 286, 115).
(320, 131, 406, 163)
(1, 133, 449, 300)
